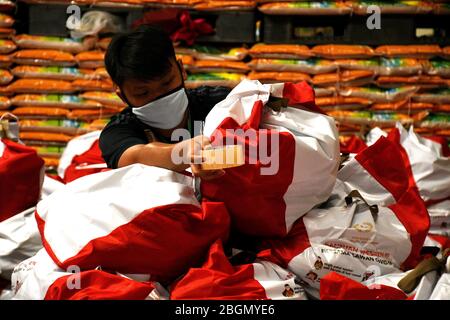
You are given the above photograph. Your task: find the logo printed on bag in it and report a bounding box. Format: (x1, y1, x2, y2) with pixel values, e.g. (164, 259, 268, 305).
(352, 222, 374, 232)
(314, 257, 324, 270)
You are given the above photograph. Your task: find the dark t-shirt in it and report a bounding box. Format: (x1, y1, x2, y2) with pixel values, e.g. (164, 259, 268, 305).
(99, 86, 231, 169)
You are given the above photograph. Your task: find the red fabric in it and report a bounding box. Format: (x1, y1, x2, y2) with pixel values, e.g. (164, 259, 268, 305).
(320, 272, 408, 300)
(0, 139, 44, 222)
(45, 270, 155, 300)
(283, 82, 324, 114)
(132, 9, 214, 46)
(37, 201, 230, 284)
(63, 140, 109, 183)
(340, 135, 367, 154)
(201, 100, 297, 237)
(424, 136, 450, 157)
(356, 136, 429, 270)
(256, 219, 311, 268)
(170, 240, 268, 300)
(428, 234, 450, 251)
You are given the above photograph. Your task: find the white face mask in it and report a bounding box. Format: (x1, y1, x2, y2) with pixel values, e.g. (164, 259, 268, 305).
(132, 87, 189, 129)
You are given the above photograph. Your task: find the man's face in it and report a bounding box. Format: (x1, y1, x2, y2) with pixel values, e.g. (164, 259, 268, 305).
(119, 59, 186, 108)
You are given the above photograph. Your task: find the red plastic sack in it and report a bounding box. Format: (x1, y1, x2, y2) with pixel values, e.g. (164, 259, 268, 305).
(0, 138, 44, 222)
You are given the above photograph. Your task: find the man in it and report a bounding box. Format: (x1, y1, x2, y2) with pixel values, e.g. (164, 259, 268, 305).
(99, 25, 231, 180)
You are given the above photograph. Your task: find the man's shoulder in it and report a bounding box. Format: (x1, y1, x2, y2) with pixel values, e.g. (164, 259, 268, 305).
(187, 85, 231, 101)
(104, 107, 137, 127)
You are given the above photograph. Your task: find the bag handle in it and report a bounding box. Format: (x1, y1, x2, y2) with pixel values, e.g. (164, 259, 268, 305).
(345, 190, 379, 222)
(397, 248, 450, 294)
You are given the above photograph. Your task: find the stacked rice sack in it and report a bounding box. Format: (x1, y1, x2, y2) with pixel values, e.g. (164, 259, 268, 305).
(0, 0, 15, 122)
(176, 45, 250, 89)
(1, 34, 126, 170)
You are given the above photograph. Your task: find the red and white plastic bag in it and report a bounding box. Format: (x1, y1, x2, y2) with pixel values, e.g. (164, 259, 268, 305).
(36, 164, 230, 283)
(57, 130, 107, 183)
(170, 240, 307, 300)
(11, 249, 168, 300)
(257, 136, 429, 298)
(0, 138, 45, 222)
(201, 79, 340, 237)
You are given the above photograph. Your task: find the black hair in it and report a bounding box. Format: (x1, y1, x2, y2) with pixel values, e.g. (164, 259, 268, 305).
(105, 25, 176, 87)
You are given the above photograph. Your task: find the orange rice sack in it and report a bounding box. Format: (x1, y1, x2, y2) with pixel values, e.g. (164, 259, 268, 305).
(11, 66, 99, 81)
(13, 50, 76, 67)
(19, 131, 72, 143)
(435, 104, 450, 113)
(371, 100, 434, 111)
(176, 54, 195, 67)
(0, 54, 12, 68)
(191, 60, 250, 73)
(72, 79, 114, 92)
(0, 13, 14, 28)
(315, 96, 372, 110)
(0, 39, 16, 54)
(249, 44, 312, 59)
(11, 94, 103, 109)
(0, 69, 13, 85)
(248, 58, 337, 74)
(194, 0, 256, 10)
(375, 45, 442, 59)
(376, 75, 449, 89)
(12, 107, 70, 118)
(13, 35, 96, 54)
(0, 96, 10, 109)
(79, 91, 126, 108)
(5, 79, 75, 94)
(312, 70, 374, 86)
(0, 27, 15, 37)
(259, 2, 352, 15)
(349, 1, 433, 15)
(97, 37, 111, 51)
(247, 71, 311, 83)
(75, 51, 105, 69)
(442, 47, 450, 60)
(68, 108, 120, 120)
(311, 45, 375, 59)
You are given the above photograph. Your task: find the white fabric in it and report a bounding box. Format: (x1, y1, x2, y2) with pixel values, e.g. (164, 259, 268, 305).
(41, 176, 65, 199)
(428, 200, 450, 229)
(38, 164, 199, 263)
(0, 139, 4, 158)
(429, 273, 450, 300)
(397, 124, 450, 201)
(0, 207, 42, 281)
(413, 271, 440, 300)
(253, 260, 308, 300)
(365, 127, 387, 146)
(57, 130, 102, 178)
(262, 107, 340, 230)
(204, 79, 271, 137)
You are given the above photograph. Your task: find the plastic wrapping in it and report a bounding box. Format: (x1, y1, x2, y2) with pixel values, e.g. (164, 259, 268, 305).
(4, 79, 75, 94)
(378, 58, 425, 76)
(259, 1, 353, 15)
(11, 66, 99, 81)
(0, 69, 12, 85)
(19, 131, 73, 143)
(371, 100, 434, 111)
(11, 94, 103, 109)
(69, 11, 124, 39)
(312, 70, 375, 87)
(75, 51, 105, 69)
(0, 96, 10, 110)
(249, 44, 313, 59)
(375, 45, 442, 59)
(13, 35, 96, 54)
(13, 50, 76, 67)
(249, 58, 337, 74)
(311, 44, 375, 59)
(12, 107, 70, 118)
(0, 40, 16, 54)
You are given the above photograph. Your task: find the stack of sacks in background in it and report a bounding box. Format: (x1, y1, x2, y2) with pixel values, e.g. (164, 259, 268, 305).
(0, 34, 126, 171)
(140, 0, 256, 10)
(0, 0, 16, 121)
(246, 43, 450, 147)
(176, 45, 250, 88)
(256, 1, 449, 16)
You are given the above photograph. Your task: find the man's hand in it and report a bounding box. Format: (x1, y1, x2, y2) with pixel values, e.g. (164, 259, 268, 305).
(188, 135, 225, 181)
